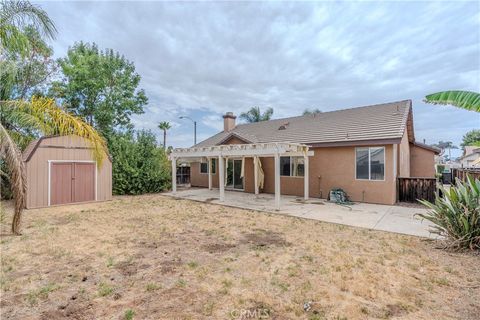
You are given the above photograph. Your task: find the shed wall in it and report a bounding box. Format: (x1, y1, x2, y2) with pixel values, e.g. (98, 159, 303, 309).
(25, 136, 112, 209)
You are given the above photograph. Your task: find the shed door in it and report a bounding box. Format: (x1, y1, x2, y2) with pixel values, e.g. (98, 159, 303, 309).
(51, 162, 95, 205)
(73, 163, 95, 203)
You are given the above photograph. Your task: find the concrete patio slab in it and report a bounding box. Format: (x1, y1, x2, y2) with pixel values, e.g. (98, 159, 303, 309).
(164, 188, 437, 238)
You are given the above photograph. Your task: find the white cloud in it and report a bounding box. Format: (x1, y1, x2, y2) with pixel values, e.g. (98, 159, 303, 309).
(39, 1, 480, 148)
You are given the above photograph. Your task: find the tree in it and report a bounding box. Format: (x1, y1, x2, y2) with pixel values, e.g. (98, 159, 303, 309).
(1, 98, 107, 235)
(432, 141, 458, 160)
(5, 26, 57, 100)
(303, 108, 322, 116)
(461, 129, 480, 149)
(239, 107, 273, 123)
(1, 0, 56, 101)
(51, 42, 148, 137)
(0, 0, 56, 57)
(424, 90, 480, 113)
(158, 121, 171, 149)
(108, 130, 171, 195)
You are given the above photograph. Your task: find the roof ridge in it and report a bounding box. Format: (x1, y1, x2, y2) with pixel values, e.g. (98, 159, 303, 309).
(234, 99, 412, 129)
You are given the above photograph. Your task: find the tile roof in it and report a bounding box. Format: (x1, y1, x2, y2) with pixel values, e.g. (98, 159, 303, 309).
(195, 100, 412, 147)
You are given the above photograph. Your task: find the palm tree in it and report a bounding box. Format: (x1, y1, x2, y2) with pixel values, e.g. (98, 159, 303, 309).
(0, 0, 57, 56)
(433, 141, 458, 161)
(158, 121, 171, 149)
(1, 97, 107, 235)
(303, 108, 322, 116)
(424, 91, 480, 113)
(239, 107, 274, 123)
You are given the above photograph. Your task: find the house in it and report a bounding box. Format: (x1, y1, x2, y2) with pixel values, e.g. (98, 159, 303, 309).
(170, 100, 440, 206)
(458, 146, 480, 168)
(22, 135, 112, 209)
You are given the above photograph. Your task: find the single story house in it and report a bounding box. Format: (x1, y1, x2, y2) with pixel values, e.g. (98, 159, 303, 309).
(458, 146, 480, 168)
(170, 100, 439, 207)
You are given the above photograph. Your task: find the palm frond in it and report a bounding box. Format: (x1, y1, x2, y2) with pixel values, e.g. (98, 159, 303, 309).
(424, 91, 480, 112)
(0, 0, 57, 39)
(0, 122, 26, 235)
(0, 0, 57, 56)
(3, 98, 108, 166)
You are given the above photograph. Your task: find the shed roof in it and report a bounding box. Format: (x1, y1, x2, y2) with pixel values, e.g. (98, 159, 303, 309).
(22, 135, 112, 162)
(195, 100, 414, 148)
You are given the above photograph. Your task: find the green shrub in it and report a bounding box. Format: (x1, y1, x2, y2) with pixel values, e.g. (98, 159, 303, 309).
(418, 175, 480, 250)
(108, 130, 171, 195)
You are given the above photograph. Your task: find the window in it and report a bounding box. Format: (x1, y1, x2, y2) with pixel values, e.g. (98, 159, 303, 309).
(200, 162, 208, 174)
(210, 158, 217, 174)
(356, 147, 385, 180)
(200, 159, 217, 174)
(280, 156, 304, 177)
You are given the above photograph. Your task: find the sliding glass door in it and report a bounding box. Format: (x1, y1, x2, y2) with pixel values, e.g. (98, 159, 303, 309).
(226, 159, 244, 190)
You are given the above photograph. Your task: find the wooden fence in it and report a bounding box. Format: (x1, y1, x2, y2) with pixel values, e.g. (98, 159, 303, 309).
(451, 168, 480, 182)
(398, 177, 437, 203)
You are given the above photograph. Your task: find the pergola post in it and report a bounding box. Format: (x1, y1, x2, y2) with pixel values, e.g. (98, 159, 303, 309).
(218, 155, 225, 201)
(254, 156, 259, 195)
(208, 157, 212, 190)
(274, 153, 280, 210)
(171, 157, 177, 193)
(304, 154, 309, 200)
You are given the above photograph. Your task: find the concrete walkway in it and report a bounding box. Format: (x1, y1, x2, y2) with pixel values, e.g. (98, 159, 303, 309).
(165, 188, 437, 238)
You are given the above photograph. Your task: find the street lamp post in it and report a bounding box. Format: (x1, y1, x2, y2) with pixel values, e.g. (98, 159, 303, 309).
(179, 116, 197, 145)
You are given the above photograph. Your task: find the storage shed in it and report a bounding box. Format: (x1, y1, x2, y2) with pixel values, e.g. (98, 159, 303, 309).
(22, 135, 112, 209)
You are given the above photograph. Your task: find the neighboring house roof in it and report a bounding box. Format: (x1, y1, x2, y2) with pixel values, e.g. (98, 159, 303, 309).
(196, 100, 414, 148)
(22, 135, 112, 162)
(411, 141, 441, 154)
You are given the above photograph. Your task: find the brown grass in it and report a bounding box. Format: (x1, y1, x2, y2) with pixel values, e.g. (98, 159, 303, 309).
(1, 194, 479, 319)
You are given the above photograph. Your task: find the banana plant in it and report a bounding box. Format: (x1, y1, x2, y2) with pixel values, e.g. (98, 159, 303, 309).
(424, 90, 480, 113)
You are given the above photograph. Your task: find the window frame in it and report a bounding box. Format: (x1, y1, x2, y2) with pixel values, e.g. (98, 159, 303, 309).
(280, 156, 305, 178)
(355, 147, 385, 181)
(200, 159, 217, 175)
(210, 158, 217, 174)
(200, 161, 208, 174)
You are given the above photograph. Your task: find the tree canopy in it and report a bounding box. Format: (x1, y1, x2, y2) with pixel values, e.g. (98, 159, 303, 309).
(51, 42, 148, 137)
(461, 129, 480, 148)
(303, 108, 322, 116)
(239, 106, 273, 123)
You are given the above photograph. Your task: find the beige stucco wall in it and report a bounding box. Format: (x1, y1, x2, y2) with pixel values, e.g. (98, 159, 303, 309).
(409, 144, 436, 177)
(190, 144, 397, 205)
(25, 136, 112, 209)
(398, 131, 410, 178)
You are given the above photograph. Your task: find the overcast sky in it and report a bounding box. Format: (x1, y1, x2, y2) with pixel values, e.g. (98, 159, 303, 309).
(40, 1, 479, 156)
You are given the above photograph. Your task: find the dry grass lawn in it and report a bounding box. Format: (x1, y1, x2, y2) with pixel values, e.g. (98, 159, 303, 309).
(1, 194, 479, 319)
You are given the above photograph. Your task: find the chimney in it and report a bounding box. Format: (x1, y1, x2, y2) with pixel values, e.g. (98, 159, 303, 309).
(223, 112, 236, 132)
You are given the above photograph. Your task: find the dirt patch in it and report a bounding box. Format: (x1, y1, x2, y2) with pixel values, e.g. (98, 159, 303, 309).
(240, 229, 289, 248)
(202, 242, 237, 253)
(159, 259, 183, 274)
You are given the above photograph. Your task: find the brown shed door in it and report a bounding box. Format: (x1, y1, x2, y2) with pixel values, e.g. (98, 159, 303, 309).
(51, 162, 95, 205)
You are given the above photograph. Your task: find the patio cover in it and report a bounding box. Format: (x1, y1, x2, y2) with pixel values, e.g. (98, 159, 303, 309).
(169, 142, 314, 209)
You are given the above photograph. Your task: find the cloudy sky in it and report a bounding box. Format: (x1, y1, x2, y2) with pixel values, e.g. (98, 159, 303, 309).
(40, 1, 479, 156)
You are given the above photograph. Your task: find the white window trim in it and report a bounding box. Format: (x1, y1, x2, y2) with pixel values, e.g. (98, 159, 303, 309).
(48, 160, 98, 206)
(355, 147, 386, 181)
(280, 156, 305, 178)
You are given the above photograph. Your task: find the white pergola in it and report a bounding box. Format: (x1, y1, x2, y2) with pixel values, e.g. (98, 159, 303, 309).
(169, 142, 314, 210)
